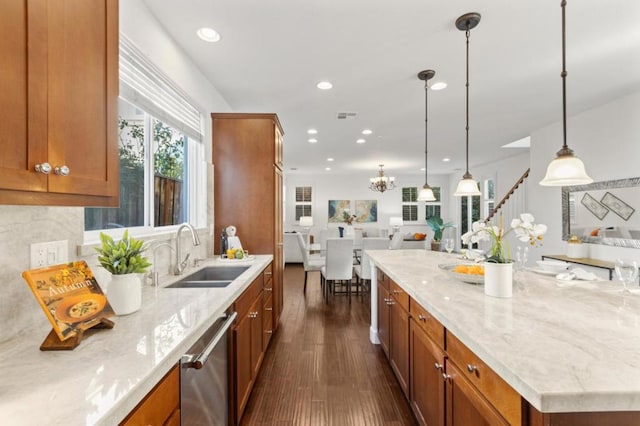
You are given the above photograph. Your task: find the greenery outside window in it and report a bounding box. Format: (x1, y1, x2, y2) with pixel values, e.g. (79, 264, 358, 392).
(85, 99, 193, 231)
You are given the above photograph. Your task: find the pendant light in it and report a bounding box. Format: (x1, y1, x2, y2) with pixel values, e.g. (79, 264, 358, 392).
(539, 1, 593, 186)
(417, 69, 436, 202)
(453, 13, 482, 197)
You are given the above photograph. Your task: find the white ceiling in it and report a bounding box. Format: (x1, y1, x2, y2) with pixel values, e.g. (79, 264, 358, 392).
(143, 0, 640, 177)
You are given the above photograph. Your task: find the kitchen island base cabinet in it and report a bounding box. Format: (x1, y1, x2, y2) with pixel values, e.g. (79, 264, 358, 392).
(120, 364, 180, 426)
(409, 318, 445, 426)
(528, 407, 640, 426)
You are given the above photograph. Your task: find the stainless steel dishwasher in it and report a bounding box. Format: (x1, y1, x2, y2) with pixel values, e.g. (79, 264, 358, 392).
(180, 312, 237, 425)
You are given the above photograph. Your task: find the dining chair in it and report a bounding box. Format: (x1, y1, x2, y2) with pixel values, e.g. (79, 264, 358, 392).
(320, 237, 354, 302)
(297, 232, 325, 294)
(353, 237, 390, 295)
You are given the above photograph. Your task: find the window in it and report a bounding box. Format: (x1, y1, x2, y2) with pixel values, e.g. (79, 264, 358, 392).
(402, 187, 418, 222)
(483, 178, 495, 219)
(460, 195, 481, 247)
(295, 186, 312, 221)
(85, 35, 205, 233)
(425, 187, 442, 221)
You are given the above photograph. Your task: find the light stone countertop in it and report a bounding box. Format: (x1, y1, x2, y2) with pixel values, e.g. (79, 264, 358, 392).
(368, 249, 640, 413)
(0, 255, 272, 426)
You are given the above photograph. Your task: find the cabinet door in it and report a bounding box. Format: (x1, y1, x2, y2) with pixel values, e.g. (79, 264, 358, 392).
(263, 292, 273, 348)
(250, 294, 264, 378)
(235, 312, 253, 418)
(390, 299, 410, 398)
(377, 283, 390, 357)
(410, 319, 445, 426)
(445, 362, 509, 426)
(47, 0, 118, 198)
(0, 0, 47, 192)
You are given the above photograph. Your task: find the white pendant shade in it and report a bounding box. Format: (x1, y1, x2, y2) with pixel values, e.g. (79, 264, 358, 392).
(454, 176, 481, 196)
(417, 185, 436, 201)
(539, 154, 593, 186)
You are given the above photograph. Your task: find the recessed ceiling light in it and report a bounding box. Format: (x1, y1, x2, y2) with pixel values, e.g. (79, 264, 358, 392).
(362, 129, 373, 135)
(356, 138, 366, 144)
(196, 27, 221, 43)
(431, 81, 447, 90)
(308, 138, 318, 143)
(325, 167, 331, 171)
(442, 157, 451, 162)
(420, 167, 426, 171)
(307, 129, 318, 135)
(316, 81, 333, 90)
(327, 158, 334, 162)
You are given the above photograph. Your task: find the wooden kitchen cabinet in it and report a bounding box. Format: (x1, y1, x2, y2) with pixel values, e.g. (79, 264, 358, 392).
(409, 312, 445, 426)
(232, 271, 271, 424)
(0, 0, 119, 207)
(120, 364, 180, 426)
(389, 280, 410, 399)
(377, 269, 390, 357)
(213, 113, 284, 336)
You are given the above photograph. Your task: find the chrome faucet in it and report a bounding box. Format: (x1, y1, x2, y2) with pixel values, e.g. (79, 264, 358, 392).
(175, 223, 201, 275)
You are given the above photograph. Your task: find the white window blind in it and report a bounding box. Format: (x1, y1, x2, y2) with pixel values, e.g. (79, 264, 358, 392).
(119, 35, 203, 141)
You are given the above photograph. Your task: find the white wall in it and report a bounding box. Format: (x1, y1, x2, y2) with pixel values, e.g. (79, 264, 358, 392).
(284, 172, 451, 241)
(528, 90, 640, 264)
(0, 0, 230, 343)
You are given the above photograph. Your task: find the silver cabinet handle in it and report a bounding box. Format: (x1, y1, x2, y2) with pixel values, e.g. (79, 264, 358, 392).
(265, 271, 273, 276)
(418, 314, 427, 322)
(442, 373, 452, 382)
(265, 330, 273, 334)
(467, 364, 478, 373)
(264, 287, 273, 292)
(434, 363, 443, 371)
(54, 165, 70, 176)
(265, 307, 273, 311)
(183, 312, 237, 370)
(35, 162, 52, 174)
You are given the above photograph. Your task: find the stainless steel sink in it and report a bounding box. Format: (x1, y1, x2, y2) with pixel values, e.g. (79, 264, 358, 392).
(165, 266, 250, 288)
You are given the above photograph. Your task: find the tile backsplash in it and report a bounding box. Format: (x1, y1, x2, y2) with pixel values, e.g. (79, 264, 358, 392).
(0, 205, 210, 344)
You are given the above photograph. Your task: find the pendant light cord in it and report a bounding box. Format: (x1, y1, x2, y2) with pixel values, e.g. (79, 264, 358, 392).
(560, 0, 569, 153)
(465, 25, 471, 176)
(424, 80, 429, 183)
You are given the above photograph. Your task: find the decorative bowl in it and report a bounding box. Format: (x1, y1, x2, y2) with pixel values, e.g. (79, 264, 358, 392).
(439, 263, 484, 285)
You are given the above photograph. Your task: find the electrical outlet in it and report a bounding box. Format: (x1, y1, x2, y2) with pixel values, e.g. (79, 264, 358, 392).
(30, 240, 69, 268)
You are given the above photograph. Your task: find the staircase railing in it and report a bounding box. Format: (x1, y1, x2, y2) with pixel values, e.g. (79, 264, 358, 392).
(484, 168, 530, 224)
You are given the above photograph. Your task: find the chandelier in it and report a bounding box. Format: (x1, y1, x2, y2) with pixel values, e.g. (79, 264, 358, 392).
(369, 164, 396, 193)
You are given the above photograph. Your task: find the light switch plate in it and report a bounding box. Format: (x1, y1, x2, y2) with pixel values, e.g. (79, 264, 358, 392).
(30, 240, 69, 268)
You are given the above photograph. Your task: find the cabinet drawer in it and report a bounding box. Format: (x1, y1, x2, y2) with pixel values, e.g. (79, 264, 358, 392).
(235, 276, 263, 318)
(390, 280, 409, 312)
(409, 299, 445, 349)
(377, 268, 389, 291)
(446, 332, 522, 426)
(121, 364, 179, 426)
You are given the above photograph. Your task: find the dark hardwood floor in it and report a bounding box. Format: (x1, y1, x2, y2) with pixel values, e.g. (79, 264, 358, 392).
(241, 264, 417, 425)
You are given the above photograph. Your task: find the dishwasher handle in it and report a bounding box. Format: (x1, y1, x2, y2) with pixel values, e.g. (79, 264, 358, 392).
(182, 312, 237, 370)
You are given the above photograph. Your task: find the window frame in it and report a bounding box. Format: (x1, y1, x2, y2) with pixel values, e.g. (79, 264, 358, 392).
(402, 187, 419, 223)
(294, 186, 313, 222)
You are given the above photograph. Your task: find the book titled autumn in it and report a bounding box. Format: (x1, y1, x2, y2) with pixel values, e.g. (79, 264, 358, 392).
(22, 261, 115, 341)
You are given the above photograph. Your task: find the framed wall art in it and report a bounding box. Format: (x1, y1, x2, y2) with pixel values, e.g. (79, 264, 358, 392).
(601, 191, 635, 221)
(328, 200, 351, 223)
(355, 200, 377, 223)
(581, 193, 609, 220)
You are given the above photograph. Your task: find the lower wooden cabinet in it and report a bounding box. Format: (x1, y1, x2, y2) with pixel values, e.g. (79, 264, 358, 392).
(389, 289, 410, 398)
(377, 270, 390, 357)
(444, 361, 509, 426)
(409, 318, 445, 426)
(120, 364, 180, 426)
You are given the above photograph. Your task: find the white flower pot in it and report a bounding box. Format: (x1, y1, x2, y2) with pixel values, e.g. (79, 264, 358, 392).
(483, 262, 513, 298)
(107, 273, 142, 315)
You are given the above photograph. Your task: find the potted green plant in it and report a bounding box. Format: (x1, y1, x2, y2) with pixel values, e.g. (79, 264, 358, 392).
(95, 230, 151, 315)
(426, 217, 455, 251)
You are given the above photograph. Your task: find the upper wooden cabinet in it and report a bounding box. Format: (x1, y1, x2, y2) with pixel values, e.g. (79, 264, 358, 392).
(0, 0, 119, 206)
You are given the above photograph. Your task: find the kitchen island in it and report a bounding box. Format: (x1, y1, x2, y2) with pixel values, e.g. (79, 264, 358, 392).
(368, 249, 640, 420)
(0, 255, 272, 425)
